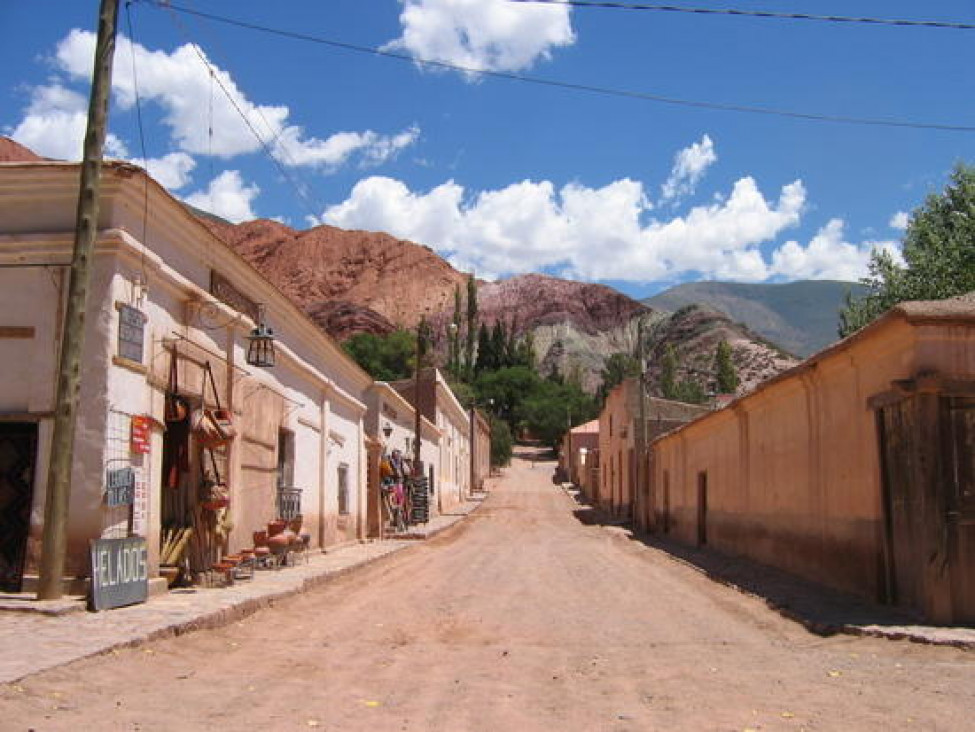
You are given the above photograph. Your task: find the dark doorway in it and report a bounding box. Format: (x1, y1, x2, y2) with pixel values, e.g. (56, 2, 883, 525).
(697, 471, 708, 546)
(0, 422, 38, 592)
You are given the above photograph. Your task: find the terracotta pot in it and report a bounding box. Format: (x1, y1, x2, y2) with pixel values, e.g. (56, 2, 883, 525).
(267, 519, 287, 537)
(267, 533, 291, 551)
(253, 530, 268, 547)
(288, 514, 304, 533)
(280, 529, 299, 546)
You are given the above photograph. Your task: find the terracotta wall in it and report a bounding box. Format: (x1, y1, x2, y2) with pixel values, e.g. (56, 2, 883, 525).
(648, 313, 975, 603)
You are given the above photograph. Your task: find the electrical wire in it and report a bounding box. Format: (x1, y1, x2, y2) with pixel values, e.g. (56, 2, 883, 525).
(124, 1, 151, 296)
(508, 0, 975, 32)
(169, 1, 328, 214)
(156, 2, 324, 221)
(138, 0, 975, 133)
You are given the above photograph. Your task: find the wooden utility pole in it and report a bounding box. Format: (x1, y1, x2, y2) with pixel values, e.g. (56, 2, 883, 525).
(37, 0, 120, 599)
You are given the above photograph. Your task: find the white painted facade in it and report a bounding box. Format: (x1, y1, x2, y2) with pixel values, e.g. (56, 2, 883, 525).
(0, 161, 373, 590)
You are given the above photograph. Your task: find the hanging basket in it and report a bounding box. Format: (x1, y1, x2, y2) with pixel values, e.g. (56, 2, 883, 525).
(192, 361, 236, 448)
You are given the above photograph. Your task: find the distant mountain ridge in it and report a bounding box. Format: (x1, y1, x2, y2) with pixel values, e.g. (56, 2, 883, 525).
(643, 280, 867, 358)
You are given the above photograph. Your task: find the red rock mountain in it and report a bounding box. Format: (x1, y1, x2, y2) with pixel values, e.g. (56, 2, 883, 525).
(200, 217, 468, 340)
(0, 136, 46, 162)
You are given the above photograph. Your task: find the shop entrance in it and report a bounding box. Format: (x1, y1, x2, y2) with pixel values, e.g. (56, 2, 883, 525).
(0, 422, 37, 592)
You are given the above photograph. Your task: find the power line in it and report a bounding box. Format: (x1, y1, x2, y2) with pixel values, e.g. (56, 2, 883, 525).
(509, 0, 975, 32)
(139, 1, 975, 134)
(156, 2, 325, 220)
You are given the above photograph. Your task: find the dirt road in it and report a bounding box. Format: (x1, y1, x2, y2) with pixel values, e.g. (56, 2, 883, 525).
(4, 455, 974, 731)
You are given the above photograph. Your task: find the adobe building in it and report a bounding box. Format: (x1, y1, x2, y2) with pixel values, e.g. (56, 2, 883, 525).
(647, 295, 975, 624)
(0, 159, 375, 594)
(391, 367, 474, 514)
(560, 419, 599, 500)
(598, 378, 708, 518)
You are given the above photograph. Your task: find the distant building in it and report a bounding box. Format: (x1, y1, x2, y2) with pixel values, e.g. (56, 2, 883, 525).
(598, 379, 709, 518)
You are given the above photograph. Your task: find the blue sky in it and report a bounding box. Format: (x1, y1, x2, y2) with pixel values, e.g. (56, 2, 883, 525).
(3, 0, 974, 299)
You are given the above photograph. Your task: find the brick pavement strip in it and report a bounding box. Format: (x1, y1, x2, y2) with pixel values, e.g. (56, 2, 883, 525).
(0, 499, 483, 685)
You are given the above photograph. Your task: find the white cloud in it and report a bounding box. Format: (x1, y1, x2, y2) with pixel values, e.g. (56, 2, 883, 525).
(39, 29, 417, 168)
(9, 82, 127, 160)
(134, 152, 196, 190)
(889, 210, 909, 230)
(660, 134, 717, 204)
(383, 0, 575, 76)
(273, 125, 420, 171)
(184, 170, 259, 223)
(769, 219, 902, 281)
(319, 174, 807, 282)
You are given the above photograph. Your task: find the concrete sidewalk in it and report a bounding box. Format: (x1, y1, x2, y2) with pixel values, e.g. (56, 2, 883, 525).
(0, 498, 483, 684)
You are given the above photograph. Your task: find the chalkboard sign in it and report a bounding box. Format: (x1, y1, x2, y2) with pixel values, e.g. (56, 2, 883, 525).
(118, 304, 146, 363)
(89, 537, 148, 611)
(105, 467, 135, 506)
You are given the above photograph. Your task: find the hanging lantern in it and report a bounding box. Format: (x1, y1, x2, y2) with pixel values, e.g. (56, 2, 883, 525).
(246, 306, 276, 368)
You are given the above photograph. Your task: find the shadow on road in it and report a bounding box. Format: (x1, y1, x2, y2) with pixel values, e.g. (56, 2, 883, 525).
(567, 490, 925, 635)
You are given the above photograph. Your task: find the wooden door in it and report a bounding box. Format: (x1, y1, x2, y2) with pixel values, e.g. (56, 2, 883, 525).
(877, 399, 924, 612)
(0, 422, 37, 592)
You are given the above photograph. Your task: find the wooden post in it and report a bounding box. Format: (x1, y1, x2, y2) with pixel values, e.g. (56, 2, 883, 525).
(38, 0, 120, 600)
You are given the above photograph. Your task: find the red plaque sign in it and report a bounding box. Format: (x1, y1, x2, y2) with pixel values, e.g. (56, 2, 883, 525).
(130, 415, 151, 454)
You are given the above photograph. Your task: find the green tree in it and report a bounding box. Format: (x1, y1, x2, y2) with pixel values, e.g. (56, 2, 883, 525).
(475, 323, 493, 373)
(520, 380, 599, 449)
(600, 352, 640, 400)
(839, 163, 975, 336)
(449, 284, 463, 378)
(465, 274, 478, 380)
(474, 365, 542, 426)
(342, 329, 415, 382)
(489, 414, 513, 468)
(491, 321, 507, 368)
(713, 340, 739, 394)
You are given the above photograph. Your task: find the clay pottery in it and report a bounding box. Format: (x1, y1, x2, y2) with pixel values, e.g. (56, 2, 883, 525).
(280, 529, 298, 546)
(267, 519, 287, 537)
(288, 514, 303, 533)
(267, 533, 290, 551)
(253, 530, 268, 547)
(254, 547, 271, 558)
(239, 548, 254, 559)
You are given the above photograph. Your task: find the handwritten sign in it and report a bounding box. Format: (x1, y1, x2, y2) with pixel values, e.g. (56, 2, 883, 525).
(105, 467, 135, 507)
(89, 537, 148, 611)
(117, 304, 146, 363)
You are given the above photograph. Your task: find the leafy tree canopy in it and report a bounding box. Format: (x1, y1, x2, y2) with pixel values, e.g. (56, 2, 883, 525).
(840, 163, 975, 336)
(343, 329, 415, 382)
(600, 352, 640, 400)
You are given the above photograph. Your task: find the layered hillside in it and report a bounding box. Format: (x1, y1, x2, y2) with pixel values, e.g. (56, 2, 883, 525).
(643, 304, 799, 397)
(200, 218, 467, 341)
(644, 280, 867, 358)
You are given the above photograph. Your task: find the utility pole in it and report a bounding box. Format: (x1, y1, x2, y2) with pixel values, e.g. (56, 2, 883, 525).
(37, 0, 121, 600)
(635, 318, 649, 532)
